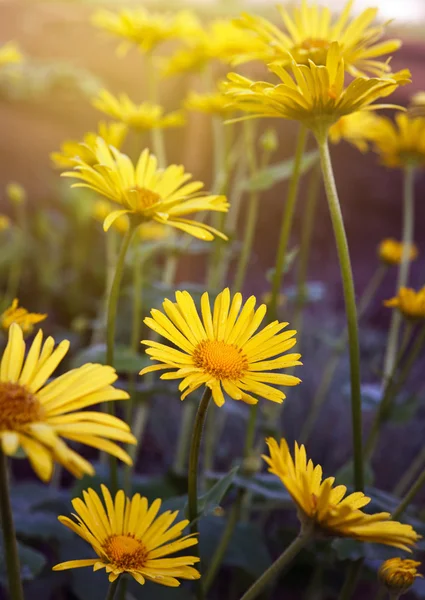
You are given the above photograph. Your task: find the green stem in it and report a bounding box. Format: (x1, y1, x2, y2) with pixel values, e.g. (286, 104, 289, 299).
(269, 125, 308, 321)
(382, 166, 415, 384)
(0, 450, 24, 600)
(5, 200, 27, 305)
(338, 560, 363, 600)
(392, 466, 425, 520)
(239, 528, 312, 600)
(105, 577, 120, 600)
(393, 444, 425, 497)
(317, 135, 363, 491)
(106, 223, 136, 494)
(173, 398, 197, 475)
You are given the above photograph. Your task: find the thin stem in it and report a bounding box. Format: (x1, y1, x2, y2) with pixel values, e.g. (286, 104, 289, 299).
(393, 444, 425, 497)
(269, 125, 308, 321)
(0, 450, 24, 600)
(173, 398, 197, 475)
(392, 466, 425, 520)
(105, 577, 120, 600)
(317, 135, 363, 491)
(338, 560, 363, 600)
(382, 166, 415, 385)
(239, 528, 312, 600)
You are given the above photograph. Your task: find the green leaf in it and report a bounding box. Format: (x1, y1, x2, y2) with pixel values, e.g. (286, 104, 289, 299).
(242, 150, 319, 192)
(0, 539, 46, 584)
(71, 343, 147, 374)
(192, 467, 239, 520)
(234, 473, 292, 504)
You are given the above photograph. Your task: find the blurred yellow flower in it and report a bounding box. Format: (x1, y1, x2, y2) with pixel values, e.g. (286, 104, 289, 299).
(6, 182, 26, 205)
(184, 91, 234, 117)
(263, 437, 420, 550)
(234, 0, 401, 77)
(51, 122, 127, 169)
(329, 112, 380, 152)
(384, 287, 425, 320)
(0, 323, 134, 481)
(93, 199, 169, 241)
(379, 558, 422, 596)
(0, 215, 11, 232)
(53, 485, 200, 586)
(160, 46, 210, 78)
(378, 239, 418, 266)
(92, 8, 202, 55)
(369, 113, 425, 169)
(0, 299, 46, 336)
(63, 139, 228, 241)
(0, 42, 23, 67)
(93, 90, 185, 132)
(224, 43, 409, 140)
(409, 91, 425, 117)
(140, 288, 301, 407)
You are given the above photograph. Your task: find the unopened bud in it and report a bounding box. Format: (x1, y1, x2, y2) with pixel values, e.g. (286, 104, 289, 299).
(6, 182, 26, 205)
(241, 454, 262, 477)
(378, 558, 422, 597)
(260, 128, 278, 153)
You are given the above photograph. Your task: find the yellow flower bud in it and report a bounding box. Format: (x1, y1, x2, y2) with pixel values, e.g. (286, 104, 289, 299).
(379, 557, 422, 596)
(260, 129, 278, 153)
(6, 182, 26, 205)
(0, 215, 11, 232)
(378, 238, 418, 266)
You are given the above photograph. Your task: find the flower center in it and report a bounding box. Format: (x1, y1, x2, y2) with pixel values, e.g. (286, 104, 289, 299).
(0, 382, 44, 431)
(129, 186, 161, 212)
(103, 534, 147, 570)
(193, 340, 248, 380)
(294, 38, 331, 66)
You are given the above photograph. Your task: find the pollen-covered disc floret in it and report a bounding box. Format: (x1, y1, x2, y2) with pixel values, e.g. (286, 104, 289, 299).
(53, 485, 200, 587)
(140, 288, 302, 407)
(263, 437, 421, 550)
(0, 323, 135, 481)
(379, 558, 422, 595)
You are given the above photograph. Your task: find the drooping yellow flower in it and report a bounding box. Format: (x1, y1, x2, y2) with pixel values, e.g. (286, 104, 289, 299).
(224, 43, 410, 140)
(0, 323, 134, 481)
(379, 558, 422, 596)
(184, 91, 234, 117)
(384, 287, 425, 320)
(92, 8, 202, 55)
(368, 113, 425, 169)
(0, 215, 11, 232)
(263, 437, 420, 550)
(0, 299, 47, 336)
(6, 182, 26, 205)
(233, 0, 401, 78)
(329, 111, 380, 152)
(93, 199, 169, 241)
(0, 42, 23, 67)
(53, 485, 200, 586)
(92, 90, 185, 132)
(51, 122, 127, 169)
(378, 239, 418, 266)
(140, 288, 302, 407)
(63, 139, 229, 241)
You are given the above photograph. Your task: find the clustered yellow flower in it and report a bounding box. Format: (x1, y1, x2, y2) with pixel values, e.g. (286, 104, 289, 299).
(0, 299, 47, 336)
(384, 287, 425, 320)
(263, 438, 420, 550)
(379, 558, 422, 596)
(378, 239, 418, 266)
(368, 113, 425, 169)
(53, 485, 200, 587)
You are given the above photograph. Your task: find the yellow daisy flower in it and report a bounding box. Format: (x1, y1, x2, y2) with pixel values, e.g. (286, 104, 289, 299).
(92, 90, 185, 133)
(233, 0, 401, 77)
(224, 43, 410, 140)
(0, 323, 135, 482)
(0, 214, 11, 232)
(93, 199, 169, 241)
(379, 558, 422, 596)
(384, 287, 425, 320)
(263, 437, 420, 550)
(160, 46, 210, 78)
(368, 113, 425, 169)
(6, 182, 26, 205)
(53, 484, 200, 587)
(0, 42, 23, 67)
(0, 299, 47, 336)
(63, 138, 229, 241)
(329, 111, 380, 152)
(184, 91, 234, 117)
(378, 239, 418, 266)
(51, 122, 127, 169)
(92, 8, 202, 55)
(139, 288, 302, 407)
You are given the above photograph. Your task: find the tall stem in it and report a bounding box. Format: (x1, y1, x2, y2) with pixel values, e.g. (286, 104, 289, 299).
(269, 125, 308, 321)
(240, 528, 312, 600)
(0, 450, 24, 600)
(105, 577, 120, 600)
(393, 444, 425, 497)
(317, 135, 363, 491)
(382, 166, 415, 385)
(338, 560, 363, 600)
(392, 466, 425, 520)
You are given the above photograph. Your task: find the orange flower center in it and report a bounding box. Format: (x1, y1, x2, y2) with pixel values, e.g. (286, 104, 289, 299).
(193, 340, 248, 380)
(294, 38, 331, 66)
(103, 534, 147, 570)
(300, 38, 330, 51)
(129, 186, 161, 212)
(0, 382, 44, 430)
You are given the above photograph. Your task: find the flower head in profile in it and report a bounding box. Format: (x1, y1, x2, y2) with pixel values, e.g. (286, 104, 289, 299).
(0, 299, 46, 336)
(0, 42, 23, 67)
(233, 0, 401, 77)
(0, 323, 134, 481)
(92, 8, 202, 55)
(184, 91, 234, 117)
(378, 239, 418, 266)
(263, 437, 420, 550)
(0, 215, 11, 232)
(63, 139, 229, 241)
(368, 113, 425, 169)
(53, 485, 200, 586)
(92, 90, 185, 132)
(224, 43, 410, 140)
(379, 558, 422, 596)
(140, 288, 301, 407)
(329, 111, 380, 152)
(93, 199, 169, 241)
(51, 122, 127, 169)
(384, 287, 425, 320)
